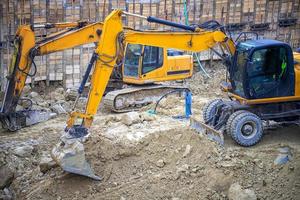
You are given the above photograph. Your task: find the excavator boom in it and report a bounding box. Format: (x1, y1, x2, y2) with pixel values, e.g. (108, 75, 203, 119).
(0, 21, 110, 131)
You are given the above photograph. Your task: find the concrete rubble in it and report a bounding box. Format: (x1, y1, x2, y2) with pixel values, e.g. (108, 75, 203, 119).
(228, 183, 257, 200)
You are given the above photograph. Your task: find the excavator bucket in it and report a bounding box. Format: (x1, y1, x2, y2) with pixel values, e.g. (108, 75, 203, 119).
(51, 132, 101, 180)
(190, 117, 224, 145)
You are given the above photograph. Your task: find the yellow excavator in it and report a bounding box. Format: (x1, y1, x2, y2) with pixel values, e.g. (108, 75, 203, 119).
(0, 20, 193, 131)
(50, 10, 300, 180)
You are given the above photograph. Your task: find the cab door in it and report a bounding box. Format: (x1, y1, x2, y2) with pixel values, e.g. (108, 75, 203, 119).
(123, 44, 143, 78)
(245, 46, 294, 99)
(123, 44, 165, 84)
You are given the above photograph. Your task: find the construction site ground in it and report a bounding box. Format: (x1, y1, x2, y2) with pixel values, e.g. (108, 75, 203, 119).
(0, 66, 300, 200)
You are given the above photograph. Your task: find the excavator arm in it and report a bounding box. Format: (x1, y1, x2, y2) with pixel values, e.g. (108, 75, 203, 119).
(0, 21, 106, 131)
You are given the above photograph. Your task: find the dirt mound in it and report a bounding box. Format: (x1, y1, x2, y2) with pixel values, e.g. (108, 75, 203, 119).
(18, 128, 227, 200)
(9, 123, 300, 200)
(1, 62, 300, 199)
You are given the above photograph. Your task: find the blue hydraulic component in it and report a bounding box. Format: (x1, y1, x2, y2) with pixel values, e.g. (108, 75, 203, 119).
(185, 91, 192, 118)
(147, 89, 192, 119)
(78, 52, 98, 94)
(69, 52, 98, 136)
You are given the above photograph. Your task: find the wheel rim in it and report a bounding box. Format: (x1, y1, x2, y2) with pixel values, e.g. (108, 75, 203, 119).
(240, 121, 257, 139)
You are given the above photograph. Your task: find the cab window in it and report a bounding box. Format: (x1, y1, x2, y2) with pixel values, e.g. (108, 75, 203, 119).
(124, 44, 142, 77)
(247, 47, 289, 98)
(142, 46, 163, 74)
(232, 49, 248, 97)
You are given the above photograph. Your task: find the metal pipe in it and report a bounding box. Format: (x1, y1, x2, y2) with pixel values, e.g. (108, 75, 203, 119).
(146, 16, 196, 32)
(78, 52, 98, 94)
(122, 11, 196, 32)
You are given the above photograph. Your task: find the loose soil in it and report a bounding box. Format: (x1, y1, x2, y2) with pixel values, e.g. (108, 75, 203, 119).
(1, 65, 300, 200)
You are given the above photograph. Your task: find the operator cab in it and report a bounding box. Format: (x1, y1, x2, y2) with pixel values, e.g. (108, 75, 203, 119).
(230, 39, 295, 100)
(122, 43, 193, 84)
(123, 44, 164, 78)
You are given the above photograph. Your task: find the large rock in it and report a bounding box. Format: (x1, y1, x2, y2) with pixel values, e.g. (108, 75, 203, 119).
(15, 105, 24, 111)
(50, 104, 67, 114)
(121, 112, 142, 126)
(65, 88, 78, 101)
(0, 188, 13, 200)
(29, 91, 39, 98)
(156, 159, 165, 168)
(55, 87, 65, 95)
(22, 85, 32, 97)
(0, 165, 14, 189)
(39, 152, 57, 173)
(228, 183, 257, 200)
(29, 91, 44, 105)
(76, 97, 88, 110)
(183, 144, 192, 158)
(141, 112, 157, 121)
(12, 145, 34, 157)
(51, 87, 65, 101)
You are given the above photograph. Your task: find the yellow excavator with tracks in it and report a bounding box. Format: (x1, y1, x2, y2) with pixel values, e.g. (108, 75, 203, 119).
(0, 20, 193, 131)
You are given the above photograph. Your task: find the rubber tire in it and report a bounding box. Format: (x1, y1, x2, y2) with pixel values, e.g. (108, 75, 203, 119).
(229, 111, 263, 147)
(202, 99, 223, 124)
(226, 110, 246, 136)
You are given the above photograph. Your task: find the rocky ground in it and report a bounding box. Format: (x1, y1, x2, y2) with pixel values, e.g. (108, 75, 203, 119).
(0, 65, 300, 200)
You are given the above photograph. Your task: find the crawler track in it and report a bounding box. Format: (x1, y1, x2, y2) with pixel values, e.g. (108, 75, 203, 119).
(103, 84, 189, 112)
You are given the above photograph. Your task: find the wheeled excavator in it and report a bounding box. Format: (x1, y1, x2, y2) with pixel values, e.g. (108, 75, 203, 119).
(0, 19, 193, 131)
(48, 10, 300, 179)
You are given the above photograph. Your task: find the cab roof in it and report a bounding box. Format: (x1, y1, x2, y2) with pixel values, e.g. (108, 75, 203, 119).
(237, 39, 291, 52)
(239, 39, 288, 48)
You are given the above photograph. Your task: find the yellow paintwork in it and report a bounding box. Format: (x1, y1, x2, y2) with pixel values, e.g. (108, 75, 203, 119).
(123, 48, 193, 84)
(37, 22, 103, 55)
(45, 22, 85, 28)
(294, 54, 300, 97)
(7, 22, 104, 107)
(124, 30, 234, 52)
(11, 25, 35, 97)
(121, 27, 234, 85)
(67, 10, 124, 128)
(229, 92, 300, 105)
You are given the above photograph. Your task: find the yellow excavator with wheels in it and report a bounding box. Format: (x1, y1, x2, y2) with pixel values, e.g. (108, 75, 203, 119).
(50, 10, 300, 180)
(0, 19, 193, 131)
